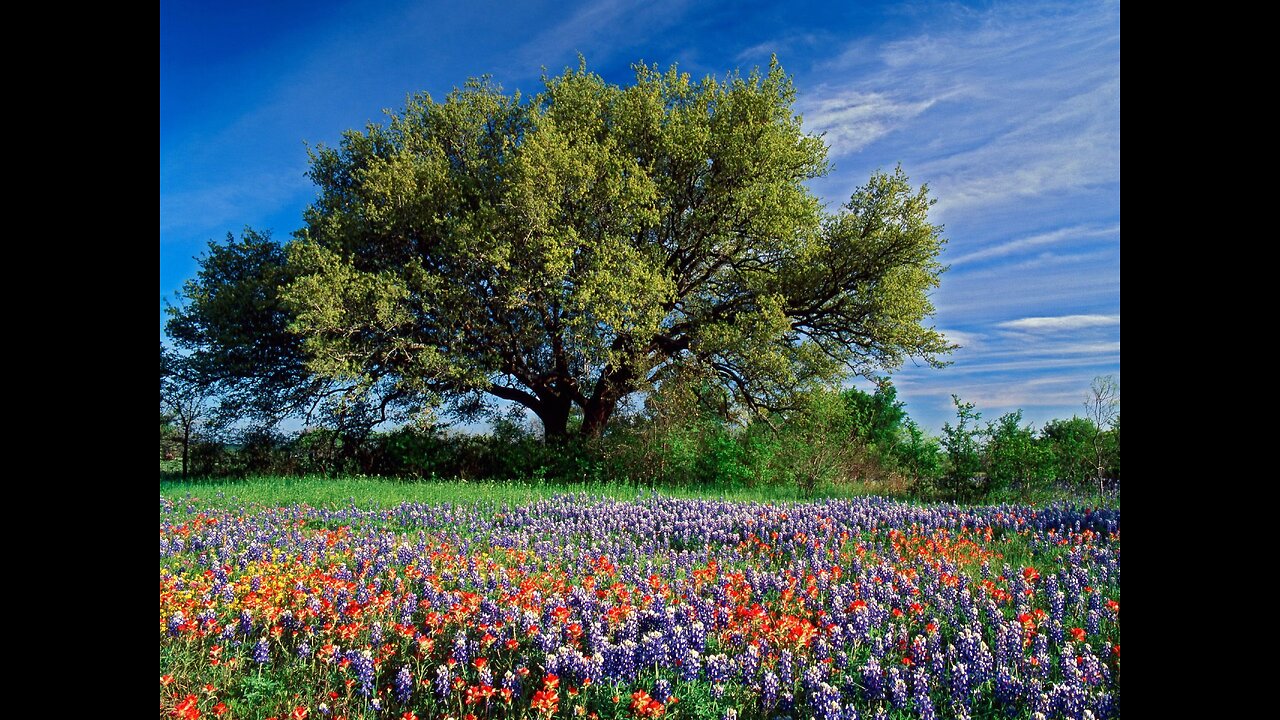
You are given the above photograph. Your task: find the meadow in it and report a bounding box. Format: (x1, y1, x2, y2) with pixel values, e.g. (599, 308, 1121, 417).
(160, 480, 1119, 719)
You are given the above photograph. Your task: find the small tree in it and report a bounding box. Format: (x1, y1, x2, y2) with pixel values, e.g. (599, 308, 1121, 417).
(1084, 375, 1120, 495)
(939, 395, 984, 499)
(1041, 417, 1095, 486)
(896, 420, 944, 489)
(774, 388, 857, 498)
(842, 381, 908, 458)
(985, 411, 1056, 495)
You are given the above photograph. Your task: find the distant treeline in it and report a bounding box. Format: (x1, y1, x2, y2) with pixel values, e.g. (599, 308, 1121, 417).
(160, 378, 1118, 501)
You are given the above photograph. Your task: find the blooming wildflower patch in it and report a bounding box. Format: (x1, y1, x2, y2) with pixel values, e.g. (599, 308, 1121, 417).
(160, 495, 1119, 719)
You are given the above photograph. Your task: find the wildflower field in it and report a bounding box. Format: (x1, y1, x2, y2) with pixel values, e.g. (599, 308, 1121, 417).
(160, 491, 1120, 720)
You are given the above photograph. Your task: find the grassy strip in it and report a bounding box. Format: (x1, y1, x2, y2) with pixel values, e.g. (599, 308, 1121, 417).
(161, 474, 1116, 510)
(157, 475, 892, 509)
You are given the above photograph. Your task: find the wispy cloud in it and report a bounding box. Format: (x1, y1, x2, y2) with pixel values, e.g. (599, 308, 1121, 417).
(923, 78, 1119, 216)
(997, 315, 1120, 332)
(512, 0, 691, 71)
(798, 90, 936, 155)
(159, 167, 312, 237)
(736, 34, 818, 64)
(949, 223, 1119, 266)
(936, 328, 984, 352)
(803, 2, 1119, 218)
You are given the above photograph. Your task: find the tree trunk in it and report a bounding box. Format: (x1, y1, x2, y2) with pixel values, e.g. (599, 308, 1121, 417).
(181, 425, 191, 480)
(581, 396, 618, 438)
(582, 367, 630, 438)
(539, 396, 572, 443)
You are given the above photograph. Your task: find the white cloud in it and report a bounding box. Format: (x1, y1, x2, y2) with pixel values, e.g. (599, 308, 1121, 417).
(803, 2, 1119, 216)
(997, 315, 1120, 332)
(935, 328, 983, 352)
(924, 78, 1119, 216)
(798, 89, 936, 155)
(949, 223, 1119, 266)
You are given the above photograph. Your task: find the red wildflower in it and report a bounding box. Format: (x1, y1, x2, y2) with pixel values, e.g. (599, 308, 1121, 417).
(291, 708, 309, 720)
(1022, 567, 1040, 582)
(1070, 627, 1086, 642)
(465, 684, 494, 705)
(531, 689, 560, 714)
(630, 690, 666, 718)
(173, 694, 200, 720)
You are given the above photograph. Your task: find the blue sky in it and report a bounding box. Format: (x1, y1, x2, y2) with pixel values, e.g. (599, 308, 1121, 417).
(160, 0, 1120, 433)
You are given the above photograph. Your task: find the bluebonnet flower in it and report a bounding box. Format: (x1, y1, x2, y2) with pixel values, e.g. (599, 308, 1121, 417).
(861, 655, 883, 701)
(349, 650, 375, 697)
(253, 638, 269, 665)
(762, 670, 779, 707)
(433, 664, 451, 700)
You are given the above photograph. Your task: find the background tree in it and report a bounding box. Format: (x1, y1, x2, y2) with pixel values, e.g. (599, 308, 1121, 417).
(161, 343, 177, 458)
(165, 230, 331, 426)
(166, 230, 421, 469)
(984, 410, 1056, 494)
(1041, 416, 1095, 486)
(286, 59, 953, 443)
(896, 420, 943, 487)
(939, 395, 983, 499)
(159, 346, 213, 479)
(1109, 413, 1120, 480)
(842, 381, 908, 458)
(771, 387, 859, 498)
(1084, 374, 1120, 494)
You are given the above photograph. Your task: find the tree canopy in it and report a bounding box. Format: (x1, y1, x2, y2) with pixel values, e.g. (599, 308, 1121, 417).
(179, 59, 954, 441)
(166, 230, 319, 424)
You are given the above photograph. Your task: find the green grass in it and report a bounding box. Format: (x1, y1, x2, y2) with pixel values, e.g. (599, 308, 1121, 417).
(158, 474, 896, 509)
(160, 473, 1117, 510)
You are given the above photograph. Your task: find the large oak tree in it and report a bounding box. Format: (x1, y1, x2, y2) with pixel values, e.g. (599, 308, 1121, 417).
(281, 59, 952, 440)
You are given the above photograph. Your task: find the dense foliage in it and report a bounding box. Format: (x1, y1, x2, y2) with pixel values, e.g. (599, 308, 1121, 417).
(161, 379, 1119, 501)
